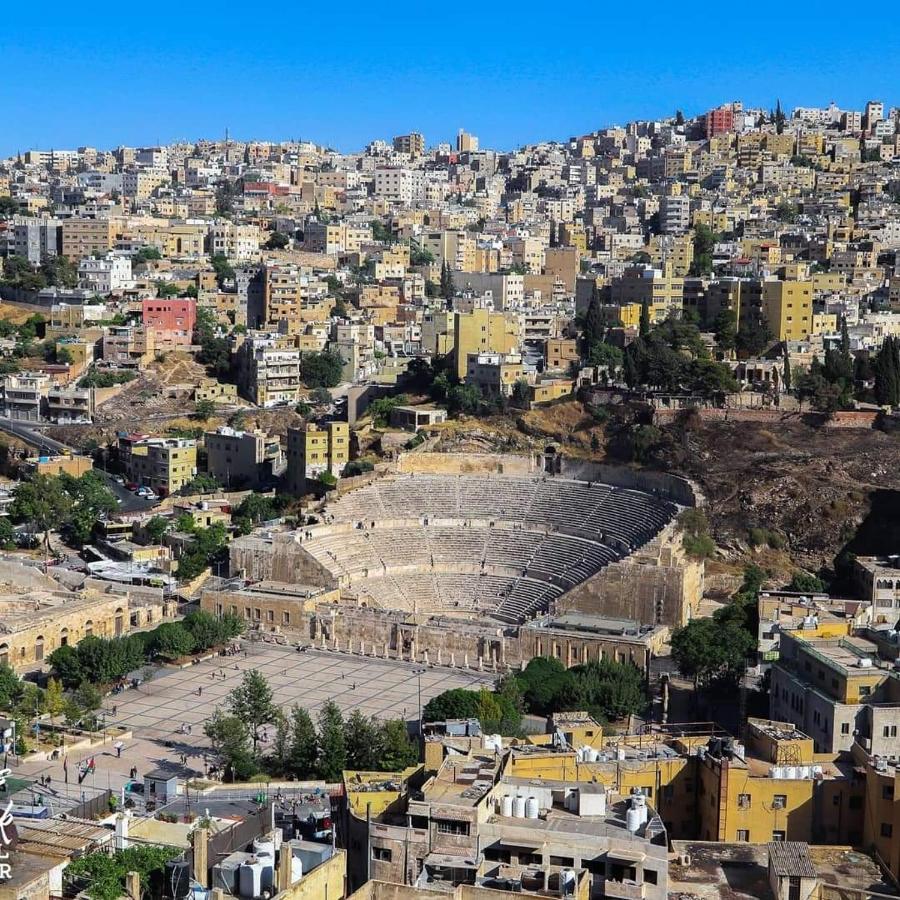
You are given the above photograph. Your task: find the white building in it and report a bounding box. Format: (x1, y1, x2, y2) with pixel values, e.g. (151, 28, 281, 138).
(78, 254, 133, 294)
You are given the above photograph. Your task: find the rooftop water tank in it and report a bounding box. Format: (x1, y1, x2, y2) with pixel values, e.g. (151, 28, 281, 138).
(625, 806, 642, 833)
(501, 794, 513, 817)
(513, 795, 526, 818)
(238, 861, 263, 899)
(525, 797, 539, 819)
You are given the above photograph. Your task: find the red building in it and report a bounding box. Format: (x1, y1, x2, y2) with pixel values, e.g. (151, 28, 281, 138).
(141, 298, 196, 349)
(705, 104, 735, 138)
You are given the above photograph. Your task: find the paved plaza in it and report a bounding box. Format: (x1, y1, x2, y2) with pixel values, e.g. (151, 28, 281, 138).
(10, 642, 493, 811)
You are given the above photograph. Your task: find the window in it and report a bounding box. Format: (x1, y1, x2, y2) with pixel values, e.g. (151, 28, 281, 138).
(772, 830, 786, 842)
(881, 823, 893, 839)
(738, 794, 751, 809)
(645, 870, 658, 885)
(435, 819, 469, 836)
(550, 856, 575, 867)
(773, 795, 787, 809)
(372, 847, 392, 862)
(883, 725, 898, 738)
(859, 685, 872, 697)
(736, 829, 750, 842)
(841, 723, 850, 735)
(883, 786, 895, 801)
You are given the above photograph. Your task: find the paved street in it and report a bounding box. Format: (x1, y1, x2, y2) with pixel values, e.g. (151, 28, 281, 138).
(10, 643, 493, 811)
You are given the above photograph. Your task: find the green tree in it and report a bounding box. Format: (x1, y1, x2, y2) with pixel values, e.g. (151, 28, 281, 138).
(787, 572, 826, 593)
(639, 301, 651, 337)
(0, 517, 15, 550)
(300, 350, 344, 388)
(511, 379, 531, 409)
(289, 705, 319, 778)
(440, 260, 454, 302)
(74, 680, 103, 714)
(227, 669, 277, 751)
(344, 710, 379, 770)
(204, 708, 254, 780)
(689, 224, 718, 276)
(423, 688, 481, 722)
(678, 508, 716, 559)
(150, 623, 195, 660)
(0, 664, 23, 709)
(516, 657, 573, 715)
(10, 474, 73, 551)
(44, 677, 65, 717)
(377, 720, 419, 771)
(194, 399, 216, 421)
(316, 699, 347, 781)
(210, 254, 236, 288)
(144, 516, 171, 544)
(46, 644, 84, 689)
(265, 231, 289, 250)
(154, 281, 179, 299)
(41, 254, 78, 288)
(874, 335, 900, 406)
(713, 309, 737, 352)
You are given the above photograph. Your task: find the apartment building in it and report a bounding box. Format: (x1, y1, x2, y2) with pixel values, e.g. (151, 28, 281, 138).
(544, 338, 579, 372)
(102, 325, 156, 366)
(374, 168, 423, 204)
(346, 740, 668, 899)
(770, 625, 900, 755)
(659, 195, 691, 234)
(453, 308, 521, 378)
(762, 279, 814, 341)
(392, 132, 425, 157)
(208, 221, 260, 260)
(262, 263, 327, 333)
(0, 373, 51, 421)
(61, 218, 115, 260)
(456, 129, 479, 152)
(46, 385, 94, 424)
(285, 422, 349, 493)
(118, 433, 198, 495)
(610, 264, 684, 323)
(236, 332, 303, 407)
(78, 254, 133, 293)
(466, 352, 525, 397)
(11, 218, 61, 265)
(204, 426, 283, 489)
(141, 298, 196, 349)
(852, 556, 900, 624)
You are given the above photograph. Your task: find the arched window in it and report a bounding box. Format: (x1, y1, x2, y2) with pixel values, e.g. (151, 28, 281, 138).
(35, 635, 45, 662)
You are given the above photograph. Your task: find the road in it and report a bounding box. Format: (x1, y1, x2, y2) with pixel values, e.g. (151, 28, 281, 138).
(0, 417, 74, 454)
(95, 470, 159, 513)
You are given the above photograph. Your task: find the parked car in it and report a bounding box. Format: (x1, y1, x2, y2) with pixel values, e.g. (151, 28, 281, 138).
(125, 482, 139, 492)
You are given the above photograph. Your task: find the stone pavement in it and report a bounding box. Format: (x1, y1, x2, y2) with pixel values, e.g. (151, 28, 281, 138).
(10, 642, 493, 810)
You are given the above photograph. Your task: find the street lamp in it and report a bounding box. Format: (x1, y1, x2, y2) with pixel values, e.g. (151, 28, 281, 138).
(413, 668, 426, 736)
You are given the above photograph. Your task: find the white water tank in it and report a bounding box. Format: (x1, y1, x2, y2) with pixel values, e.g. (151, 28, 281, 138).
(501, 794, 513, 817)
(252, 840, 275, 890)
(785, 766, 798, 780)
(291, 857, 303, 885)
(525, 797, 539, 819)
(513, 795, 527, 818)
(625, 806, 642, 833)
(484, 734, 503, 753)
(560, 868, 577, 897)
(616, 747, 626, 761)
(239, 861, 263, 898)
(799, 766, 811, 779)
(586, 747, 599, 762)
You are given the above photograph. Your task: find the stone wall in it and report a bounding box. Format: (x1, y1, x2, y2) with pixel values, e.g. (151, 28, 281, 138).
(228, 533, 337, 588)
(397, 452, 535, 476)
(201, 588, 661, 675)
(556, 528, 704, 627)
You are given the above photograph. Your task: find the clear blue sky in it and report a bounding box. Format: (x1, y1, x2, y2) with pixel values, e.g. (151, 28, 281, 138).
(4, 2, 898, 157)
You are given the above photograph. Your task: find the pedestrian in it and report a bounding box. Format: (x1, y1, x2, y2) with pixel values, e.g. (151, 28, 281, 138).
(114, 741, 123, 758)
(198, 686, 202, 697)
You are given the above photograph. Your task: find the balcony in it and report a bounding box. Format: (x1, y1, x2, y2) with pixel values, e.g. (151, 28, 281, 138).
(603, 879, 646, 900)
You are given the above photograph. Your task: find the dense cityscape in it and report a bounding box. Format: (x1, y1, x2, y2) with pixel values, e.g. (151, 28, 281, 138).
(0, 97, 898, 900)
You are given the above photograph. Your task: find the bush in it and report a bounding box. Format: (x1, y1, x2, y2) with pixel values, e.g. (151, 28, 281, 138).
(343, 460, 374, 478)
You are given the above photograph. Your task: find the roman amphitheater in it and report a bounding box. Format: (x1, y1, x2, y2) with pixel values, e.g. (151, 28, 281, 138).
(212, 451, 705, 674)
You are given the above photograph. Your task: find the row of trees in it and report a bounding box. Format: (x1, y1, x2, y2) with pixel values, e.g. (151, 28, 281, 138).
(423, 656, 648, 732)
(204, 670, 418, 782)
(48, 610, 244, 689)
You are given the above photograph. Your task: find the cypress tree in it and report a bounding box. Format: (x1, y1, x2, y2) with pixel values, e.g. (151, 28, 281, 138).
(639, 301, 651, 337)
(783, 349, 792, 392)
